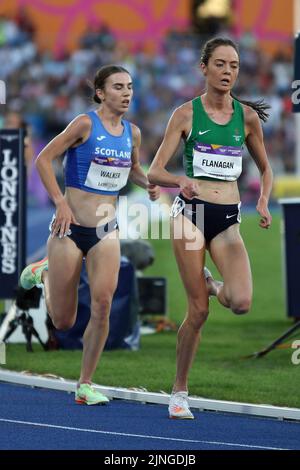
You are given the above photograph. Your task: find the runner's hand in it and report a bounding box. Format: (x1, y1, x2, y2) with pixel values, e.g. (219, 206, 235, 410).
(147, 183, 160, 201)
(256, 196, 272, 229)
(51, 199, 79, 238)
(178, 176, 198, 200)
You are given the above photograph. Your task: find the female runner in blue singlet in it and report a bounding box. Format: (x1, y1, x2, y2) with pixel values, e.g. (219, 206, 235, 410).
(20, 65, 160, 405)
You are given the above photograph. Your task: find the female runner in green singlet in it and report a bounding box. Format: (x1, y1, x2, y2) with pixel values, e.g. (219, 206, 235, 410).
(148, 37, 273, 419)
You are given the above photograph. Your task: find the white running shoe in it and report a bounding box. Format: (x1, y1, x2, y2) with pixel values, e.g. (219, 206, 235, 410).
(204, 266, 223, 296)
(204, 266, 212, 279)
(168, 391, 194, 419)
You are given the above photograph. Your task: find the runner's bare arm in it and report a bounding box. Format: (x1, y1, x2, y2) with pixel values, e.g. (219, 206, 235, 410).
(148, 105, 198, 198)
(36, 115, 91, 235)
(245, 106, 273, 228)
(35, 114, 91, 205)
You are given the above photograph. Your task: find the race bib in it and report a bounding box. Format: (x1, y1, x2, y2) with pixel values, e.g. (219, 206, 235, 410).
(84, 156, 131, 192)
(170, 196, 185, 218)
(193, 142, 242, 181)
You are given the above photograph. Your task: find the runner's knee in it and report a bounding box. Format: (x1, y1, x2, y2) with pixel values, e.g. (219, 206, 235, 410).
(231, 296, 251, 315)
(52, 316, 76, 331)
(188, 298, 209, 329)
(90, 295, 113, 323)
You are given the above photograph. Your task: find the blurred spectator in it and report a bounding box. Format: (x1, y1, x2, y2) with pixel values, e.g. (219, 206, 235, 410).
(14, 7, 35, 42)
(1, 16, 296, 205)
(3, 110, 34, 174)
(80, 22, 116, 51)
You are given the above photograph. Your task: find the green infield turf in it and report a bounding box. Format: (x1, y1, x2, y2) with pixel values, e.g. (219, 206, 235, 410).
(2, 213, 300, 408)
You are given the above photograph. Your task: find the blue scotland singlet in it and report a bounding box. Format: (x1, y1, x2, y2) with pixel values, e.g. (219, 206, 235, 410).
(65, 111, 133, 195)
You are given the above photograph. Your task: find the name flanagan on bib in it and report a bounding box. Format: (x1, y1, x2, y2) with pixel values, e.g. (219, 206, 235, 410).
(202, 159, 234, 169)
(0, 149, 18, 274)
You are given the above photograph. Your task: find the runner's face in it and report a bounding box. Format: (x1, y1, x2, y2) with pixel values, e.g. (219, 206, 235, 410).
(97, 73, 133, 114)
(202, 46, 239, 92)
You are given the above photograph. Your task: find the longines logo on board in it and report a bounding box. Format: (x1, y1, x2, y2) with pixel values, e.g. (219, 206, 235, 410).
(0, 144, 18, 274)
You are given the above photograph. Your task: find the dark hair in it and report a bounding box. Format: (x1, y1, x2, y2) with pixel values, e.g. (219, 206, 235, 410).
(93, 65, 131, 104)
(200, 37, 270, 122)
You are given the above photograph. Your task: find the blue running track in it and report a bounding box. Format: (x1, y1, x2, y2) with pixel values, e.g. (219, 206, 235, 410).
(6, 206, 298, 452)
(0, 383, 299, 450)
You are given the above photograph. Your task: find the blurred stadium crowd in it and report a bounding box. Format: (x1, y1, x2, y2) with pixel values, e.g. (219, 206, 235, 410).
(0, 12, 295, 204)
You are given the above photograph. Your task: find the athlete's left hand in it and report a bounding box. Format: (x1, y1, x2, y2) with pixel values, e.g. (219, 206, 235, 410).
(256, 196, 272, 229)
(147, 183, 160, 201)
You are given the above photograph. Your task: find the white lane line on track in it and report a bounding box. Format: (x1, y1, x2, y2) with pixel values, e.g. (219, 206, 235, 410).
(0, 418, 290, 450)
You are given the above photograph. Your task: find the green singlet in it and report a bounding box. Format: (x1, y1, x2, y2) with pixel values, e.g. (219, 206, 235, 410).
(184, 96, 246, 182)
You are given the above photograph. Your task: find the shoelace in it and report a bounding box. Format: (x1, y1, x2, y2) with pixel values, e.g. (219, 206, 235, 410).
(172, 393, 188, 408)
